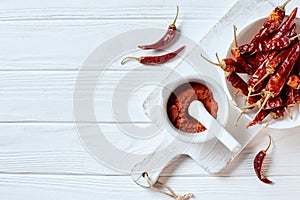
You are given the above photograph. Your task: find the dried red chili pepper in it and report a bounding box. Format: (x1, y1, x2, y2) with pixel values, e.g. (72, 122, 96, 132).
(138, 6, 179, 50)
(285, 23, 297, 38)
(253, 135, 273, 184)
(247, 109, 270, 128)
(272, 7, 298, 39)
(226, 72, 249, 96)
(284, 86, 296, 118)
(201, 54, 245, 73)
(294, 56, 300, 77)
(242, 52, 271, 70)
(265, 106, 285, 127)
(264, 97, 284, 110)
(254, 52, 270, 63)
(251, 0, 290, 42)
(121, 45, 185, 65)
(256, 42, 300, 116)
(249, 107, 286, 128)
(273, 106, 286, 119)
(239, 34, 300, 53)
(253, 23, 298, 88)
(295, 89, 300, 101)
(243, 96, 283, 110)
(287, 75, 300, 89)
(250, 47, 291, 92)
(231, 26, 254, 75)
(246, 51, 277, 100)
(242, 55, 261, 70)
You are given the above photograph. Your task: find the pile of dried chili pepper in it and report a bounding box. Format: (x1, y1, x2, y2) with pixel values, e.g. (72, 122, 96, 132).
(121, 6, 185, 65)
(202, 0, 300, 185)
(203, 0, 300, 128)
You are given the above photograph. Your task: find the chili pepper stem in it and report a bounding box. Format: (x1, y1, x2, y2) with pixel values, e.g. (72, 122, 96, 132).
(242, 101, 260, 109)
(262, 135, 272, 154)
(250, 92, 264, 97)
(246, 88, 253, 105)
(170, 6, 179, 28)
(253, 71, 272, 90)
(289, 33, 300, 41)
(224, 71, 231, 78)
(234, 109, 245, 127)
(265, 113, 275, 128)
(234, 91, 240, 98)
(285, 106, 294, 119)
(289, 106, 294, 119)
(121, 57, 141, 65)
(278, 0, 291, 11)
(255, 93, 272, 117)
(231, 98, 239, 108)
(233, 25, 238, 49)
(200, 54, 221, 67)
(215, 53, 222, 64)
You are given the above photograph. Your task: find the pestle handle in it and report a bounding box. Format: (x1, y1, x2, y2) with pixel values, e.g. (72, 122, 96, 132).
(188, 100, 241, 153)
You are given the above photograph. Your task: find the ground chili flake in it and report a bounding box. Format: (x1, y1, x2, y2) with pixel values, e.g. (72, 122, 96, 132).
(167, 82, 218, 133)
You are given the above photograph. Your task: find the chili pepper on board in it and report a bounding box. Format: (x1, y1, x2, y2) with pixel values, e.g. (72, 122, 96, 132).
(239, 34, 300, 54)
(201, 54, 245, 73)
(253, 135, 273, 184)
(121, 45, 185, 65)
(231, 26, 254, 75)
(272, 7, 298, 39)
(256, 42, 300, 117)
(251, 0, 290, 42)
(138, 6, 179, 50)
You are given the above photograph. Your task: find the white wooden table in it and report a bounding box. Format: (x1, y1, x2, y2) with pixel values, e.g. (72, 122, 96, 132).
(1, 0, 300, 199)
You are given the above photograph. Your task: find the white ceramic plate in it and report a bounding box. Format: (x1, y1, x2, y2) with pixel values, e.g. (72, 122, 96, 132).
(226, 17, 300, 129)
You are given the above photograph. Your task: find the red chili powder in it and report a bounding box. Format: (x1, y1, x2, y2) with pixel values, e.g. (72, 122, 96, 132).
(167, 82, 218, 133)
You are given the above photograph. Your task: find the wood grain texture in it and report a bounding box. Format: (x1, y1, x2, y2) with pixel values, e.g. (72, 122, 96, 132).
(0, 174, 300, 200)
(1, 0, 300, 199)
(0, 123, 299, 178)
(0, 0, 236, 71)
(0, 70, 173, 122)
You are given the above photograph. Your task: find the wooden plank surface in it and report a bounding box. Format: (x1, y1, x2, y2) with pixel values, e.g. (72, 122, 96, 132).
(0, 123, 299, 177)
(0, 174, 300, 200)
(1, 0, 299, 199)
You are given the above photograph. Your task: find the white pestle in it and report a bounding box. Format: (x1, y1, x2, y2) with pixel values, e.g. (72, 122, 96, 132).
(188, 100, 241, 153)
